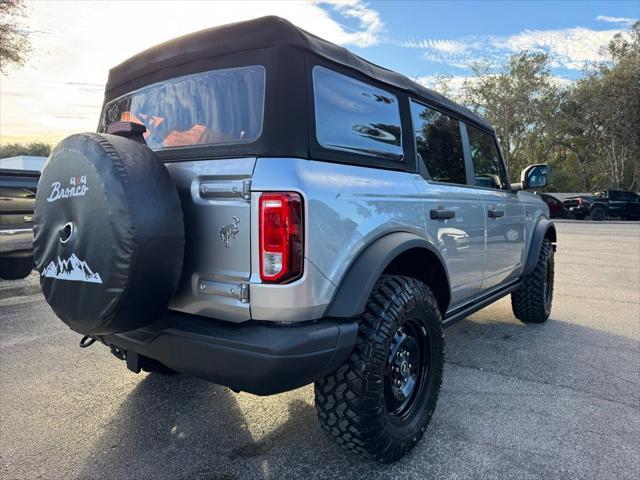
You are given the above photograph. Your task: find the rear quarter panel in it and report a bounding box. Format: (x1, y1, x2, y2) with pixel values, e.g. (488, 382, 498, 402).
(250, 158, 426, 321)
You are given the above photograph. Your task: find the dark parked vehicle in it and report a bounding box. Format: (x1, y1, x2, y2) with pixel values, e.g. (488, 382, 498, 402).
(538, 193, 566, 218)
(0, 169, 39, 279)
(564, 190, 640, 220)
(562, 194, 592, 219)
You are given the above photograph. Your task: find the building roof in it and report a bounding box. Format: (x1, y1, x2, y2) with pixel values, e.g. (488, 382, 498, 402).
(0, 156, 47, 172)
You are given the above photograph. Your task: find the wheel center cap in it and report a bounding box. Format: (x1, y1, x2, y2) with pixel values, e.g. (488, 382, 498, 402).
(400, 360, 409, 376)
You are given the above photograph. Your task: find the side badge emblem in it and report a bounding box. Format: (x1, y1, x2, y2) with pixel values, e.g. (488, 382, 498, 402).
(220, 216, 240, 248)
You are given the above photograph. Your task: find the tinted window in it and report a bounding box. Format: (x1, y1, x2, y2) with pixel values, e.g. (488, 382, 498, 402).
(410, 101, 466, 184)
(467, 124, 508, 189)
(609, 191, 624, 200)
(100, 65, 265, 150)
(619, 191, 638, 201)
(313, 66, 403, 160)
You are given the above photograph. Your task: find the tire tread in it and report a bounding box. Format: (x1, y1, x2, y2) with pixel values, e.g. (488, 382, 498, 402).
(511, 239, 553, 323)
(315, 275, 443, 462)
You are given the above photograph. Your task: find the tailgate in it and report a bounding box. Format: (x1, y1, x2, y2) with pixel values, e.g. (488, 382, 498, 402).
(563, 197, 580, 208)
(164, 158, 255, 322)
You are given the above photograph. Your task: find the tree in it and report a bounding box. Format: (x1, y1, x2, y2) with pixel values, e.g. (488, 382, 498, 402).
(0, 142, 51, 158)
(460, 52, 559, 180)
(433, 20, 640, 192)
(0, 0, 31, 74)
(558, 21, 640, 190)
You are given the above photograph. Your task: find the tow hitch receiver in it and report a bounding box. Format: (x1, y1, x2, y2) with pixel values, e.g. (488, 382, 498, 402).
(108, 345, 142, 373)
(79, 335, 142, 373)
(110, 344, 126, 361)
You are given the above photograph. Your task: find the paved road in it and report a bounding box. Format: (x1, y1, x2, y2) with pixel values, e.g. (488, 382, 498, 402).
(1, 222, 639, 479)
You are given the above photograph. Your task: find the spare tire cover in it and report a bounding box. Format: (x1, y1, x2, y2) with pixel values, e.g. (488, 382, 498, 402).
(34, 133, 184, 335)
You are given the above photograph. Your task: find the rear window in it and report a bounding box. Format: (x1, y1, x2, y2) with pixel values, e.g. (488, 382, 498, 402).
(100, 65, 266, 150)
(312, 66, 403, 161)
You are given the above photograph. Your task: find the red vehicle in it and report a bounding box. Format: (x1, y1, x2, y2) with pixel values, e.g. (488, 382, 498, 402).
(538, 193, 566, 219)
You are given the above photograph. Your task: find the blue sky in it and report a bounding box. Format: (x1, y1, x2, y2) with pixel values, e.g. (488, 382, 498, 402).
(1, 0, 637, 143)
(344, 0, 639, 81)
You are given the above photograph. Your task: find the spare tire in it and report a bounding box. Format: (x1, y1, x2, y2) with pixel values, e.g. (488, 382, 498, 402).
(34, 133, 184, 335)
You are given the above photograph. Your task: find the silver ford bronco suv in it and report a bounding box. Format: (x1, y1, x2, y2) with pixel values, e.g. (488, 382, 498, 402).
(34, 17, 556, 462)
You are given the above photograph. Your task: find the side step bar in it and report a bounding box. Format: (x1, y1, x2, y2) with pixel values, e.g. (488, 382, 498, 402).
(443, 281, 522, 328)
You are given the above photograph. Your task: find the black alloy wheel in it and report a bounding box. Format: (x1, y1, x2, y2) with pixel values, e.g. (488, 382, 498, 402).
(590, 207, 606, 221)
(384, 319, 430, 420)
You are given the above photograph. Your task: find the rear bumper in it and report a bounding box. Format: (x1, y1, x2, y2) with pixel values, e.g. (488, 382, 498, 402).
(0, 228, 33, 254)
(102, 311, 358, 395)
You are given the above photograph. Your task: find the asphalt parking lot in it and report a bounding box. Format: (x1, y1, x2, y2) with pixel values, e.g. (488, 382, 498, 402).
(1, 221, 639, 480)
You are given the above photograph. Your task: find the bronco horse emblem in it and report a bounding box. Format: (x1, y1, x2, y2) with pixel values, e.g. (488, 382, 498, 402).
(219, 216, 240, 248)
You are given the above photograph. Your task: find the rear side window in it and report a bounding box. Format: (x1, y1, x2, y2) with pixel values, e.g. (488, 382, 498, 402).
(410, 101, 466, 184)
(613, 191, 637, 201)
(466, 124, 508, 189)
(625, 192, 640, 201)
(313, 66, 403, 161)
(100, 65, 266, 150)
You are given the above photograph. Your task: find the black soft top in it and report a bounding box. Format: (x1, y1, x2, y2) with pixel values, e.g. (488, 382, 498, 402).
(105, 16, 491, 131)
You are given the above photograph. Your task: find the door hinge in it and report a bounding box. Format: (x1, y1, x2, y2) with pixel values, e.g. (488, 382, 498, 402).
(198, 280, 250, 303)
(239, 283, 250, 303)
(199, 179, 252, 201)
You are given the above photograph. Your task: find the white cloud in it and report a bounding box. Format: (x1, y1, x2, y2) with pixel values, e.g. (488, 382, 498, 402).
(596, 15, 637, 26)
(317, 0, 384, 47)
(397, 38, 469, 54)
(415, 74, 469, 93)
(0, 0, 383, 143)
(491, 27, 622, 69)
(399, 26, 627, 71)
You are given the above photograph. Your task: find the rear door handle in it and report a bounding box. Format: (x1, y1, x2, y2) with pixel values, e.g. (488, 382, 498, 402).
(430, 208, 456, 220)
(488, 209, 505, 218)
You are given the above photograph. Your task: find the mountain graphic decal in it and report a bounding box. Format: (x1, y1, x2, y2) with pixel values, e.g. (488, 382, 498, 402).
(42, 253, 102, 284)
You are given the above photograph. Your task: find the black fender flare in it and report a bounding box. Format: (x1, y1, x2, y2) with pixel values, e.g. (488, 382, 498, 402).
(523, 219, 557, 276)
(326, 232, 450, 318)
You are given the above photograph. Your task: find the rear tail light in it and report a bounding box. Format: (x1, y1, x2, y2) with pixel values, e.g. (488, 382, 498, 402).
(259, 192, 303, 283)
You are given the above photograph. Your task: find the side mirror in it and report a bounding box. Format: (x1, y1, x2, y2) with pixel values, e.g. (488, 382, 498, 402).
(513, 164, 550, 191)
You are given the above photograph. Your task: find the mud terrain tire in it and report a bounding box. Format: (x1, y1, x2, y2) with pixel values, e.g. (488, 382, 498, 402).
(314, 275, 444, 463)
(511, 239, 554, 323)
(0, 256, 33, 280)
